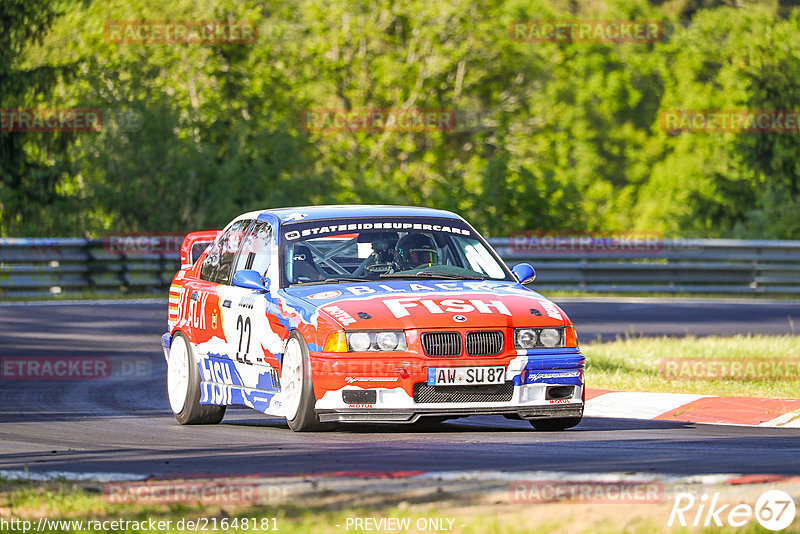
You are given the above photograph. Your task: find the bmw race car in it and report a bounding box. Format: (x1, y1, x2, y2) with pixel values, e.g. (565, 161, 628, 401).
(162, 205, 585, 431)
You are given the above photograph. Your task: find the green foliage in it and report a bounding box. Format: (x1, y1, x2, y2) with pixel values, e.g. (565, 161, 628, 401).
(0, 0, 81, 235)
(1, 0, 799, 237)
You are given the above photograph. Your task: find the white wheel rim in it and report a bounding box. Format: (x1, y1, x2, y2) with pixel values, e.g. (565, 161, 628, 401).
(167, 336, 190, 414)
(281, 339, 304, 420)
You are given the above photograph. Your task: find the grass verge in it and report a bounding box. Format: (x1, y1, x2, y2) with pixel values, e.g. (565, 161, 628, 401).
(583, 334, 800, 398)
(3, 478, 797, 534)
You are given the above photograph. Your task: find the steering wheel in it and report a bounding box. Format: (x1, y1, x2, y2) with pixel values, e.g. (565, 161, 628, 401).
(364, 262, 396, 274)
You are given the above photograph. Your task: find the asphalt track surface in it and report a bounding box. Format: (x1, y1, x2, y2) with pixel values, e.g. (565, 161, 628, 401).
(0, 298, 799, 479)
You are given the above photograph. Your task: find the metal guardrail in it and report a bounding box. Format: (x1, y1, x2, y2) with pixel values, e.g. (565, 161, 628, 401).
(1, 237, 800, 297)
(0, 238, 179, 298)
(489, 237, 800, 294)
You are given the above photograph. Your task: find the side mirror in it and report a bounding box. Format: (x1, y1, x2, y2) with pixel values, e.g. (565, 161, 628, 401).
(232, 269, 269, 292)
(512, 263, 536, 285)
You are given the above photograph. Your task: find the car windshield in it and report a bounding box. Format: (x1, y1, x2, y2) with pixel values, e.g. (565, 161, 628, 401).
(280, 217, 511, 286)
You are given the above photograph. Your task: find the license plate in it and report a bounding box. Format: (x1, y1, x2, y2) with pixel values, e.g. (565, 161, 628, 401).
(427, 366, 506, 386)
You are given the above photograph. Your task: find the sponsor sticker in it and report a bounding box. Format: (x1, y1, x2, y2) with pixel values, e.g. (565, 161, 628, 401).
(323, 305, 357, 325)
(539, 301, 563, 320)
(526, 370, 581, 384)
(345, 376, 400, 383)
(307, 290, 343, 300)
(283, 218, 472, 241)
(383, 297, 511, 319)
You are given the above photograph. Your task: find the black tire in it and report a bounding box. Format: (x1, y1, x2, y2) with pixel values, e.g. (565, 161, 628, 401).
(169, 332, 226, 425)
(531, 385, 584, 431)
(412, 416, 450, 429)
(529, 417, 582, 431)
(282, 332, 332, 432)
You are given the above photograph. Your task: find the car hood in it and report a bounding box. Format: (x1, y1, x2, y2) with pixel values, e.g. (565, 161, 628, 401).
(284, 279, 570, 329)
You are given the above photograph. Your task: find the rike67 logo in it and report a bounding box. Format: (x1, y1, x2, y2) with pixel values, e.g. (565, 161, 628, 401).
(669, 490, 796, 531)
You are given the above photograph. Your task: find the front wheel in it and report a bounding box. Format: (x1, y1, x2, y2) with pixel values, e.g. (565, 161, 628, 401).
(530, 417, 582, 431)
(167, 332, 226, 425)
(281, 332, 330, 432)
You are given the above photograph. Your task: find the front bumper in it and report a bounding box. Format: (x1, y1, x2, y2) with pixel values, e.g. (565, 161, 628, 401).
(311, 348, 584, 424)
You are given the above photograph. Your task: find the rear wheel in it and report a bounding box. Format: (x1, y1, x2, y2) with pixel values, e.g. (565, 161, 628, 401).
(281, 332, 330, 432)
(167, 332, 226, 425)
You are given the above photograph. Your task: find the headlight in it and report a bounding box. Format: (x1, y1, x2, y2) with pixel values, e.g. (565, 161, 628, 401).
(346, 331, 407, 352)
(539, 328, 561, 348)
(348, 332, 371, 352)
(514, 327, 566, 349)
(375, 331, 400, 351)
(516, 328, 538, 349)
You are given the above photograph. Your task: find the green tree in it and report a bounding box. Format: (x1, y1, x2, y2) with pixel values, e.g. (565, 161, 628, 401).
(0, 0, 79, 235)
(4, 0, 800, 239)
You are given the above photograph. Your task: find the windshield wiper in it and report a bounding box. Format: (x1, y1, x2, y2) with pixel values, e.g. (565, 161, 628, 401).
(297, 277, 365, 286)
(379, 271, 487, 280)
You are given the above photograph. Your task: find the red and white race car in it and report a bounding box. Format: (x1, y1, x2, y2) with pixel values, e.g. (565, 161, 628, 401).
(162, 205, 584, 431)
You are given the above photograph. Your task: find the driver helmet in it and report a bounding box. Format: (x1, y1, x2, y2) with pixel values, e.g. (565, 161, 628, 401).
(395, 233, 438, 270)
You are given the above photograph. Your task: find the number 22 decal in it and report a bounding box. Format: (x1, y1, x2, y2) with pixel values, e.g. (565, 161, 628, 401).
(236, 315, 252, 365)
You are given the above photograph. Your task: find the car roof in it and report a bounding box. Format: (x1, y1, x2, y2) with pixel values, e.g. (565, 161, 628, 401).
(256, 205, 463, 224)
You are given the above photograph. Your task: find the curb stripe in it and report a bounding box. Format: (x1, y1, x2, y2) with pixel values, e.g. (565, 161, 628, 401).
(585, 388, 613, 401)
(585, 388, 800, 427)
(761, 409, 800, 428)
(654, 396, 800, 425)
(584, 391, 707, 420)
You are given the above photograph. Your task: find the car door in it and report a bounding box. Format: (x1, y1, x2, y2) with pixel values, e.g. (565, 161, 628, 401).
(225, 220, 282, 394)
(190, 219, 253, 397)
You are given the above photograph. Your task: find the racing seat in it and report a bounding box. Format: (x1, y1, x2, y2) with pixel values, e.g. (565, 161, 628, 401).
(292, 245, 325, 283)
